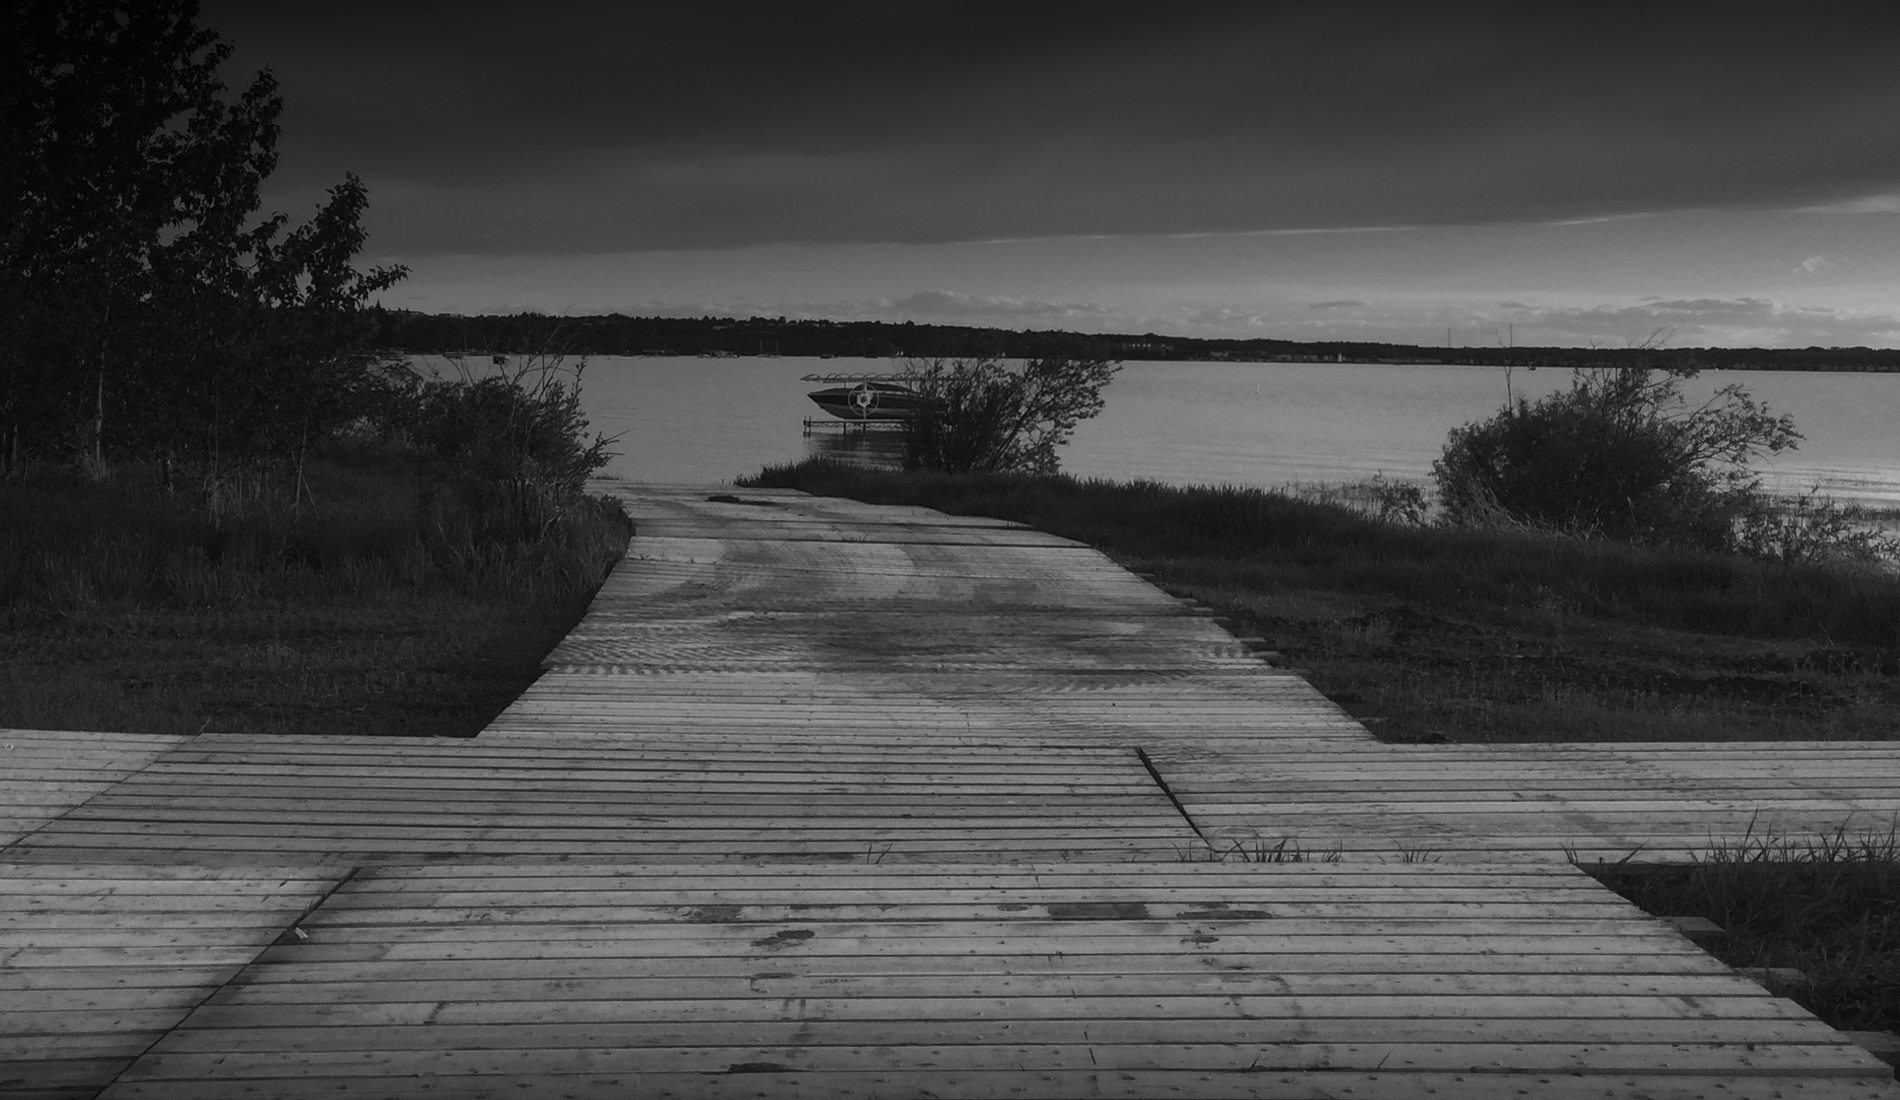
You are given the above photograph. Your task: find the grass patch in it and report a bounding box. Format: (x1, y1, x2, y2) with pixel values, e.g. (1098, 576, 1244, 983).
(1177, 838, 1345, 863)
(1, 446, 630, 737)
(739, 459, 1900, 744)
(1588, 824, 1900, 1033)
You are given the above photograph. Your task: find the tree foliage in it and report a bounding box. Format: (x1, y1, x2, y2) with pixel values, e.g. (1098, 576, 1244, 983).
(1433, 367, 1800, 549)
(1, 0, 404, 470)
(900, 356, 1119, 474)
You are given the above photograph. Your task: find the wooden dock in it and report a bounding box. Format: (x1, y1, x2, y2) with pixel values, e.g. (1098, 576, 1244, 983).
(6, 482, 1900, 1098)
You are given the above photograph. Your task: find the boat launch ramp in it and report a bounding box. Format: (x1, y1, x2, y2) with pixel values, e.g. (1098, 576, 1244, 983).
(7, 482, 1900, 1098)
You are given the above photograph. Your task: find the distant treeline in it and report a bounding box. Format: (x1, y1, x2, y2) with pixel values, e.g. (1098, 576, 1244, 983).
(374, 311, 1900, 373)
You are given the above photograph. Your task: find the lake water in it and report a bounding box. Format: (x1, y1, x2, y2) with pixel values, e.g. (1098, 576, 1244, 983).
(416, 355, 1900, 505)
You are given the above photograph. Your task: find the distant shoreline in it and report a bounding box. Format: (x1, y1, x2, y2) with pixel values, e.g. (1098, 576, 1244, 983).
(374, 310, 1900, 373)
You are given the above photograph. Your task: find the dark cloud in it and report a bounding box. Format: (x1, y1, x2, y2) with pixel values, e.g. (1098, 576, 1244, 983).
(198, 2, 1900, 256)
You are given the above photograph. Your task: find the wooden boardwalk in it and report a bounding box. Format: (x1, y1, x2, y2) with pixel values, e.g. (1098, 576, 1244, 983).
(5, 482, 1900, 1098)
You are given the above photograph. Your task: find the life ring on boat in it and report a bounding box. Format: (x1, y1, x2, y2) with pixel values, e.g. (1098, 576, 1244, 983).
(851, 384, 879, 414)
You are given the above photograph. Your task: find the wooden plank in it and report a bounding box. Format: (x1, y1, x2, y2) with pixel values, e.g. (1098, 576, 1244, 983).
(223, 950, 1735, 984)
(94, 1069, 1900, 1100)
(0, 733, 187, 848)
(11, 485, 1900, 1097)
(202, 972, 1770, 1005)
(0, 862, 343, 1100)
(83, 860, 1878, 1094)
(120, 1036, 1876, 1074)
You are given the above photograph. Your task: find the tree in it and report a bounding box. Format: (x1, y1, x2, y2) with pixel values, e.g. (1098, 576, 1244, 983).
(900, 356, 1119, 474)
(219, 174, 407, 472)
(1, 0, 402, 471)
(1432, 367, 1800, 549)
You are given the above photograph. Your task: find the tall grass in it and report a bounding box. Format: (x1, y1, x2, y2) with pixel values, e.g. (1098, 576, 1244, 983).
(2, 447, 627, 616)
(0, 442, 631, 738)
(741, 459, 1900, 651)
(1589, 823, 1900, 1031)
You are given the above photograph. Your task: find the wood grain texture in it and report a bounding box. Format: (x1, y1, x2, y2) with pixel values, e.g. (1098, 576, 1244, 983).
(6, 481, 1900, 1097)
(1, 731, 186, 849)
(0, 863, 340, 1100)
(93, 862, 1898, 1098)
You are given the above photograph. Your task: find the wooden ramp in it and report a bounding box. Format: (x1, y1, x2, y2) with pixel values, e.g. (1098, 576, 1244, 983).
(0, 863, 344, 1099)
(2, 732, 185, 848)
(486, 484, 1900, 864)
(491, 486, 1365, 750)
(1152, 740, 1900, 863)
(4, 482, 1900, 1098)
(82, 864, 1897, 1099)
(9, 732, 1194, 865)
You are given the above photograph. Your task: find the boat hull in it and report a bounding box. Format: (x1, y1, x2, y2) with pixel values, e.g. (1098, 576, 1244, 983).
(807, 382, 939, 421)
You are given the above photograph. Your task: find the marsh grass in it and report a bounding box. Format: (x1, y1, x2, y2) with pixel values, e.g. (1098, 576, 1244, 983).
(741, 460, 1900, 744)
(1588, 821, 1900, 1032)
(1, 444, 631, 737)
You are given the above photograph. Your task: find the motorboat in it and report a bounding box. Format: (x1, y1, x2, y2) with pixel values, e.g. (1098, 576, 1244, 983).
(803, 375, 941, 421)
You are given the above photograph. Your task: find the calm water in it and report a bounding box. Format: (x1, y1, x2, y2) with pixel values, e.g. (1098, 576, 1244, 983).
(418, 356, 1900, 505)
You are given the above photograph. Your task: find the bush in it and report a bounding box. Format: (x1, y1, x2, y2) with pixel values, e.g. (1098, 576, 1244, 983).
(1433, 368, 1799, 550)
(382, 352, 623, 593)
(398, 352, 615, 495)
(901, 356, 1118, 474)
(1288, 474, 1429, 527)
(1736, 490, 1900, 568)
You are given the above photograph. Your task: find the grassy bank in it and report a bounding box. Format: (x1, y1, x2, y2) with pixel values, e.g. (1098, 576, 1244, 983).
(1589, 830, 1900, 1032)
(740, 460, 1900, 743)
(1, 444, 630, 738)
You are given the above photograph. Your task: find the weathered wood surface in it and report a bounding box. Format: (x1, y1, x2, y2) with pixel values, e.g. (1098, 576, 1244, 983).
(512, 484, 1365, 749)
(491, 483, 1900, 863)
(1152, 741, 1900, 863)
(1, 731, 186, 849)
(93, 863, 1899, 1099)
(5, 482, 1900, 1097)
(0, 862, 341, 1100)
(8, 732, 1197, 865)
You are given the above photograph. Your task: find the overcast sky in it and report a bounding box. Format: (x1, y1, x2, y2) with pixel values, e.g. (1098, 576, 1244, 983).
(203, 2, 1900, 347)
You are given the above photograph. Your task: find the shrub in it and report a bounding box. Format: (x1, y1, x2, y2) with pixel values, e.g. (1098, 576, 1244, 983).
(1735, 490, 1900, 568)
(388, 352, 623, 592)
(399, 352, 616, 496)
(1288, 474, 1429, 527)
(901, 356, 1118, 474)
(1433, 368, 1799, 550)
